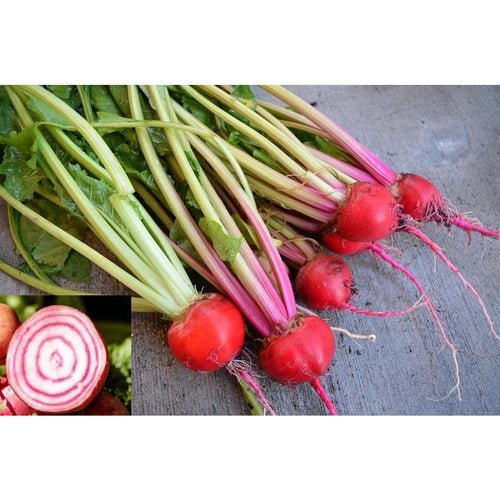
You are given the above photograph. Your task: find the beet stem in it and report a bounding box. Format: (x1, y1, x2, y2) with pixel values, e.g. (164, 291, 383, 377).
(310, 378, 338, 416)
(226, 357, 276, 415)
(405, 224, 498, 340)
(344, 297, 425, 318)
(447, 215, 500, 239)
(368, 241, 462, 400)
(259, 85, 398, 187)
(296, 305, 377, 342)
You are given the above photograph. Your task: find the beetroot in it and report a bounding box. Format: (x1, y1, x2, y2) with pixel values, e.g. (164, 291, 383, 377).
(391, 173, 444, 221)
(295, 253, 353, 311)
(259, 315, 335, 385)
(321, 231, 372, 255)
(294, 252, 422, 319)
(75, 391, 130, 415)
(324, 181, 400, 243)
(6, 305, 110, 414)
(390, 172, 500, 239)
(167, 293, 246, 373)
(0, 303, 21, 364)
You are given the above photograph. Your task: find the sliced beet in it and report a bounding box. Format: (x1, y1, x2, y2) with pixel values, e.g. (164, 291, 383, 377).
(6, 305, 109, 414)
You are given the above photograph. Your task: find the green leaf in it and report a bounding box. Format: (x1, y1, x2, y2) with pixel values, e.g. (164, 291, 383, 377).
(252, 147, 281, 170)
(104, 336, 132, 410)
(0, 134, 46, 201)
(228, 129, 247, 147)
(25, 93, 72, 127)
(37, 177, 80, 215)
(232, 213, 261, 250)
(66, 163, 118, 222)
(226, 129, 281, 170)
(0, 87, 19, 137)
(114, 141, 148, 174)
(231, 85, 257, 110)
(198, 217, 244, 263)
(18, 196, 89, 278)
(313, 135, 354, 164)
(185, 150, 201, 178)
(168, 87, 215, 129)
(31, 230, 74, 268)
(16, 192, 91, 283)
(93, 111, 135, 135)
(46, 86, 82, 112)
(149, 128, 171, 156)
(108, 337, 132, 380)
(169, 219, 199, 262)
(56, 250, 91, 283)
(89, 85, 122, 115)
(176, 181, 202, 218)
(108, 86, 132, 117)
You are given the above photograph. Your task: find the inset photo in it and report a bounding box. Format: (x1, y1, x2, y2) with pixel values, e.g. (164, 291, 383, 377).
(1, 295, 131, 416)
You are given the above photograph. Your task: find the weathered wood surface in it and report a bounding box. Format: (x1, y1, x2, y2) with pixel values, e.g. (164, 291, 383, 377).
(1, 85, 499, 415)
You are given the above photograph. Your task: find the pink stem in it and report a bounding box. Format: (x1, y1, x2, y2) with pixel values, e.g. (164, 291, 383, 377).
(260, 86, 398, 187)
(344, 300, 424, 317)
(404, 224, 498, 340)
(262, 206, 325, 234)
(239, 369, 276, 416)
(310, 378, 338, 415)
(169, 187, 274, 336)
(227, 363, 277, 416)
(190, 133, 297, 324)
(307, 145, 379, 184)
(446, 215, 500, 239)
(368, 242, 456, 349)
(236, 194, 297, 320)
(367, 240, 463, 400)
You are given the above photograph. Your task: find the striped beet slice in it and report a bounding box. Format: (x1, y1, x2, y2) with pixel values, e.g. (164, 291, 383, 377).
(6, 305, 109, 414)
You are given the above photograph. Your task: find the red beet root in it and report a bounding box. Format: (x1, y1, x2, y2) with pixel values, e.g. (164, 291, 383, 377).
(392, 172, 500, 239)
(167, 293, 246, 373)
(321, 231, 372, 255)
(6, 305, 110, 414)
(259, 315, 335, 385)
(391, 173, 444, 221)
(0, 303, 21, 364)
(295, 252, 424, 318)
(325, 181, 400, 243)
(75, 391, 130, 415)
(295, 253, 353, 310)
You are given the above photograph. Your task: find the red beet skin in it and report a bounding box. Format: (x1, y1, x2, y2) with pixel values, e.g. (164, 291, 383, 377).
(259, 315, 335, 385)
(0, 303, 21, 364)
(295, 253, 354, 310)
(6, 305, 109, 414)
(167, 293, 246, 373)
(75, 391, 130, 416)
(391, 173, 444, 221)
(329, 181, 400, 242)
(321, 231, 371, 255)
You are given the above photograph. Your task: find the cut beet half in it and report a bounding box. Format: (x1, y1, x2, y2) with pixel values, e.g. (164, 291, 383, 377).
(6, 305, 109, 414)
